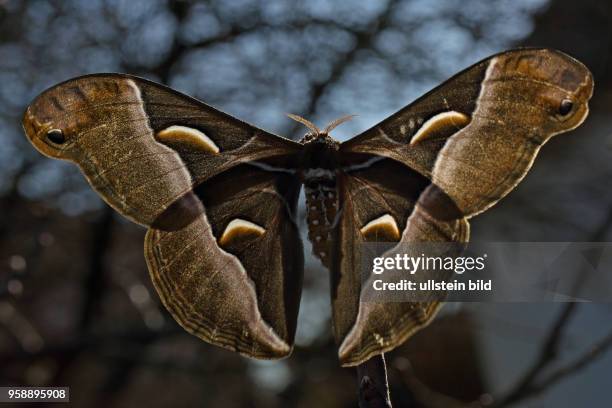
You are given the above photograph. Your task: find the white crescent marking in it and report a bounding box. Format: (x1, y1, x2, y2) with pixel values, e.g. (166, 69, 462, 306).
(219, 218, 265, 246)
(409, 111, 470, 145)
(156, 125, 220, 154)
(360, 214, 400, 240)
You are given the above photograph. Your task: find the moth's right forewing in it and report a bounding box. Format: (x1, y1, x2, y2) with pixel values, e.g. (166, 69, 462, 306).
(342, 49, 593, 217)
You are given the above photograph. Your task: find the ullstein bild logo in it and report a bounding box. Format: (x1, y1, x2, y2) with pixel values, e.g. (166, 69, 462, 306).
(370, 253, 492, 292)
(360, 242, 612, 302)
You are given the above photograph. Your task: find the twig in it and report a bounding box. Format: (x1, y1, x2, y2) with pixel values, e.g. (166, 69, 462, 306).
(357, 353, 393, 408)
(285, 0, 402, 139)
(0, 327, 181, 364)
(499, 328, 612, 405)
(396, 358, 471, 408)
(493, 303, 577, 406)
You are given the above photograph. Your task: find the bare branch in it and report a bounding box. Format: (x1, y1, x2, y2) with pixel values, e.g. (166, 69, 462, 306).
(395, 358, 472, 408)
(357, 353, 393, 408)
(506, 329, 612, 404)
(494, 303, 577, 406)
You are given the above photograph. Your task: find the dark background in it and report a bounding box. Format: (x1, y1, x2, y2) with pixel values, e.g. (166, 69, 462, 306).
(1, 0, 612, 407)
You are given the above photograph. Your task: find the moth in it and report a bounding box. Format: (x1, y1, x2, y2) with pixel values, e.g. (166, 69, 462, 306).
(22, 48, 593, 366)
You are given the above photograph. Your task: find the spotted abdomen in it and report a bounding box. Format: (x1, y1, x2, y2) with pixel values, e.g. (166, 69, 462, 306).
(304, 169, 339, 267)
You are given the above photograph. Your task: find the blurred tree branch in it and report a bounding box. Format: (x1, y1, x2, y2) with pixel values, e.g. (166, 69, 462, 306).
(495, 302, 577, 406)
(286, 0, 401, 138)
(396, 204, 612, 407)
(396, 303, 612, 408)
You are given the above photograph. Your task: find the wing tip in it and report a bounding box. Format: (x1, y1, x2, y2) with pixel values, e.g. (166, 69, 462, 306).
(338, 302, 444, 367)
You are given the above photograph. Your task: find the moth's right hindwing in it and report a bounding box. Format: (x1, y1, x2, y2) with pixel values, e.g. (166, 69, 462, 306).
(330, 157, 469, 366)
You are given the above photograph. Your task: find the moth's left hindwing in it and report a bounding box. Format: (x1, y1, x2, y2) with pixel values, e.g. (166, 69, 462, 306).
(23, 75, 304, 359)
(146, 164, 303, 358)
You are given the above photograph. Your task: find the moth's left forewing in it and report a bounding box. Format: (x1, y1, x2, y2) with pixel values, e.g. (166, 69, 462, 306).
(135, 78, 301, 179)
(22, 74, 302, 227)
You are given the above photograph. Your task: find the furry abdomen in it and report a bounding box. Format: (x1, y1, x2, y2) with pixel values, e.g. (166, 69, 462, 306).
(304, 169, 339, 267)
(299, 135, 341, 268)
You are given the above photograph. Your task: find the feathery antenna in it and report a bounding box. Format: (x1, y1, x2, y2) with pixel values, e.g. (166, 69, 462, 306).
(287, 113, 320, 134)
(324, 114, 356, 133)
(288, 113, 355, 135)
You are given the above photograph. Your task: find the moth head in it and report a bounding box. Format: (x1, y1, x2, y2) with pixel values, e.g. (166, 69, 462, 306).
(289, 113, 355, 145)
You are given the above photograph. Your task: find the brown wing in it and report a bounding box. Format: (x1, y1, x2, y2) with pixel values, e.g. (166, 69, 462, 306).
(330, 157, 468, 366)
(334, 48, 593, 366)
(22, 75, 304, 359)
(341, 48, 593, 217)
(22, 74, 301, 226)
(146, 164, 303, 359)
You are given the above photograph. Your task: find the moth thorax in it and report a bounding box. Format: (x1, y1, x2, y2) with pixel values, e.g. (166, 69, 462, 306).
(299, 132, 319, 144)
(299, 134, 341, 154)
(299, 132, 338, 145)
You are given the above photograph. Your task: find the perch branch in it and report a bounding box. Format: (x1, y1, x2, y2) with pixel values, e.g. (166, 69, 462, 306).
(357, 353, 393, 408)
